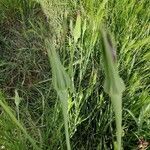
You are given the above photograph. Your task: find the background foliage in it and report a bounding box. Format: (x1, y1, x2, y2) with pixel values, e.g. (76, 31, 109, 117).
(0, 0, 150, 149)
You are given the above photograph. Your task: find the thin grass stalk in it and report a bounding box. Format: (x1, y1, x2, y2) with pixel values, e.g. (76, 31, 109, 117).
(58, 90, 71, 150)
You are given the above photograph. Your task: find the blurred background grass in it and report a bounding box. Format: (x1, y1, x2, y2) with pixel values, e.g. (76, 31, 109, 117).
(0, 0, 150, 149)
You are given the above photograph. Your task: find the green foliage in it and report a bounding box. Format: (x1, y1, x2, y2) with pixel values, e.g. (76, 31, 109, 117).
(0, 91, 40, 150)
(0, 0, 149, 149)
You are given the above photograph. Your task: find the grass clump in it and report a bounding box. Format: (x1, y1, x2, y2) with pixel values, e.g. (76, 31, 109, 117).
(0, 91, 40, 150)
(0, 0, 150, 149)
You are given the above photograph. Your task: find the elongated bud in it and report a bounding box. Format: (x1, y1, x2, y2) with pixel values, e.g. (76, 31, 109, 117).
(106, 32, 117, 62)
(101, 29, 125, 95)
(45, 39, 72, 92)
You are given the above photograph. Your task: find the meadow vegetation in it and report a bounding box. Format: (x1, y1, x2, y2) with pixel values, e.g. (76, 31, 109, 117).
(0, 0, 150, 149)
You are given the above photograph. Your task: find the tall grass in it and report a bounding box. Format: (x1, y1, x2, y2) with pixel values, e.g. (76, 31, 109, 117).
(0, 0, 150, 149)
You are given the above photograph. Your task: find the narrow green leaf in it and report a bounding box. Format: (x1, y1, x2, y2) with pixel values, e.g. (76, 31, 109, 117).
(14, 89, 20, 107)
(73, 13, 81, 43)
(82, 19, 87, 38)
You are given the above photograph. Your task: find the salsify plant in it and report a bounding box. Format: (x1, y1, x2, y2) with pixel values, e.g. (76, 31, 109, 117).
(45, 39, 72, 150)
(101, 29, 125, 150)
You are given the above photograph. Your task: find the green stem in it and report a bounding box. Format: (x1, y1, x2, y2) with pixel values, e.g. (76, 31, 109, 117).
(58, 90, 71, 150)
(111, 94, 122, 150)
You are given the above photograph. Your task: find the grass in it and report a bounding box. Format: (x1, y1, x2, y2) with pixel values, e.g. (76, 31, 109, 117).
(0, 0, 150, 149)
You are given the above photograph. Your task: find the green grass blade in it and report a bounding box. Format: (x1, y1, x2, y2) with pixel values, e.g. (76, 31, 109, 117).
(73, 13, 81, 44)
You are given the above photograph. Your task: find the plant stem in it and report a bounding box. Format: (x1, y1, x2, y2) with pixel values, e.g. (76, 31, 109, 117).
(58, 90, 71, 150)
(111, 94, 122, 150)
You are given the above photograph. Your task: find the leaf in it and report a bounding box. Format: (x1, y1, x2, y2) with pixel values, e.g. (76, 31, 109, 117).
(14, 89, 21, 107)
(82, 19, 87, 38)
(73, 13, 81, 43)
